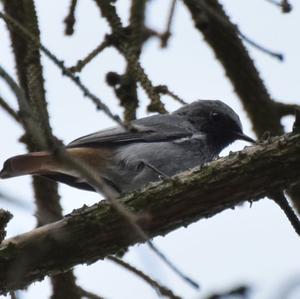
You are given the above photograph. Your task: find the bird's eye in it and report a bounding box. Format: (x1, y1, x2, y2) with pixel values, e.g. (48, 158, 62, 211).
(210, 111, 222, 122)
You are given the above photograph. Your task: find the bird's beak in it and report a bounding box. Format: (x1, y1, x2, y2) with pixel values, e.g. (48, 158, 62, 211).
(234, 131, 256, 143)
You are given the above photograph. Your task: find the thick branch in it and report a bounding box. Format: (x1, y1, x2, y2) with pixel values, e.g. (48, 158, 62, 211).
(1, 132, 300, 293)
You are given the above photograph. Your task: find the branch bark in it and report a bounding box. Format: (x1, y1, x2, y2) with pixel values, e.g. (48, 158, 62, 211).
(0, 132, 300, 294)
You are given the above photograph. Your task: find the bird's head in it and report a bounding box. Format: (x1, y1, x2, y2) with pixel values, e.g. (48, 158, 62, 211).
(175, 100, 255, 151)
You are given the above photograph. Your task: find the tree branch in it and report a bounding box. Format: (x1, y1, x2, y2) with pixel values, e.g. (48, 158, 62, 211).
(68, 39, 110, 73)
(160, 0, 177, 48)
(270, 192, 300, 236)
(1, 132, 300, 294)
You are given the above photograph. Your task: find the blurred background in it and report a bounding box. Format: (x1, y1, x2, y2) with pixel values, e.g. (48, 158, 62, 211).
(0, 0, 299, 298)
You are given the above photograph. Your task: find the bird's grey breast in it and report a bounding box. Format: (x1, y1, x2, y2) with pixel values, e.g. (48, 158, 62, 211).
(108, 133, 214, 193)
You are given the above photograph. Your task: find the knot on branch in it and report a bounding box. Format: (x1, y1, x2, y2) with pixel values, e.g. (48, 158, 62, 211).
(106, 72, 122, 87)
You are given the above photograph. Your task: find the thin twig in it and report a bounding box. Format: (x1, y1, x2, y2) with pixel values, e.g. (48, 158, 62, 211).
(161, 0, 177, 48)
(270, 192, 300, 236)
(238, 32, 283, 61)
(68, 39, 110, 73)
(0, 65, 28, 110)
(0, 65, 47, 144)
(0, 95, 20, 122)
(265, 0, 292, 13)
(64, 0, 78, 35)
(198, 1, 284, 61)
(0, 11, 124, 128)
(108, 256, 182, 299)
(155, 85, 187, 105)
(205, 285, 250, 299)
(265, 0, 283, 7)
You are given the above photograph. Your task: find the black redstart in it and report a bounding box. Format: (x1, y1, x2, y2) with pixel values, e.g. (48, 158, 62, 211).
(0, 100, 255, 195)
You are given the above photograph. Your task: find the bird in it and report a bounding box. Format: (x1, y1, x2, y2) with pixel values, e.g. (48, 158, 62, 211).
(0, 100, 255, 196)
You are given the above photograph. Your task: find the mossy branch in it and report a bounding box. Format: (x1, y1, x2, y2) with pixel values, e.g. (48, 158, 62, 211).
(1, 132, 300, 294)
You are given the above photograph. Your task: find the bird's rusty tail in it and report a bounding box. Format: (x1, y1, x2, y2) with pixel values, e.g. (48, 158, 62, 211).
(0, 152, 53, 178)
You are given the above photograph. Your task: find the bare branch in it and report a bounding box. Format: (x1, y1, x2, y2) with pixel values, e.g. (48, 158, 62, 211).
(160, 0, 177, 48)
(0, 65, 29, 113)
(197, 1, 284, 61)
(155, 85, 187, 105)
(238, 31, 284, 61)
(270, 192, 300, 236)
(1, 132, 300, 293)
(108, 256, 182, 299)
(68, 39, 110, 73)
(205, 285, 250, 299)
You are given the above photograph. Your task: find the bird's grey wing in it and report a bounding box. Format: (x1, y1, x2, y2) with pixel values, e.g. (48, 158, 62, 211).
(67, 114, 193, 148)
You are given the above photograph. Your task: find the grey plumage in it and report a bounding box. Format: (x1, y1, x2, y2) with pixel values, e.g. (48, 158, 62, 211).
(0, 100, 254, 195)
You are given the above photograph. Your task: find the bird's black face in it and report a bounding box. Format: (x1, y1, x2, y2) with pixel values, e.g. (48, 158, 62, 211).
(202, 109, 250, 148)
(176, 100, 255, 151)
